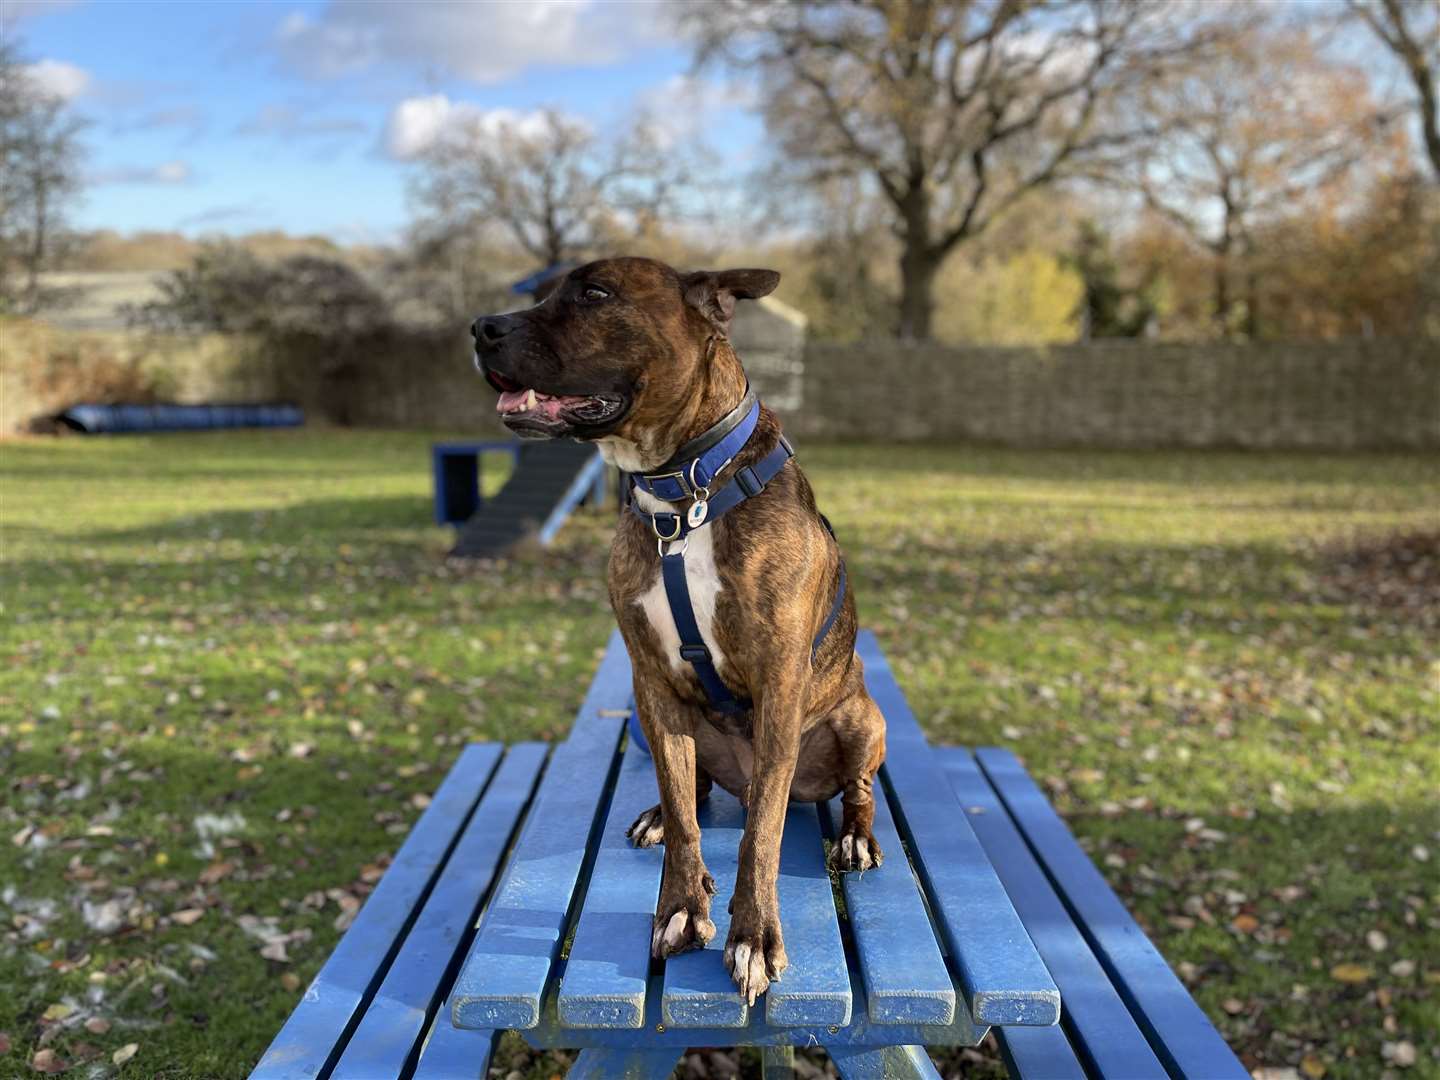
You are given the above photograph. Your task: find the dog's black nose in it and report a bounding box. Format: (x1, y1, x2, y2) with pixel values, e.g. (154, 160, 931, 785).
(472, 314, 517, 346)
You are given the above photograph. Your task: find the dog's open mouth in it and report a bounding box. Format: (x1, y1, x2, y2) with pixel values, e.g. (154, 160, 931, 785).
(489, 371, 626, 433)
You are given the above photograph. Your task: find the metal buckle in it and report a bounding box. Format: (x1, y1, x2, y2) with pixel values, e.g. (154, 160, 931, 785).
(651, 513, 683, 542)
(645, 470, 691, 499)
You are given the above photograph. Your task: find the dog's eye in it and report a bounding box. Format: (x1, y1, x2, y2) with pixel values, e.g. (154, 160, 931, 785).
(579, 285, 610, 303)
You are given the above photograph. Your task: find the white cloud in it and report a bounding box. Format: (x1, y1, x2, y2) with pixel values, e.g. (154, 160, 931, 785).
(23, 59, 91, 101)
(272, 0, 672, 84)
(235, 102, 367, 140)
(91, 160, 193, 186)
(381, 95, 554, 161)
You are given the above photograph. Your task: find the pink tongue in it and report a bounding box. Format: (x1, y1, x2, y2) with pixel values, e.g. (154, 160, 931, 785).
(497, 390, 528, 413)
(497, 389, 578, 420)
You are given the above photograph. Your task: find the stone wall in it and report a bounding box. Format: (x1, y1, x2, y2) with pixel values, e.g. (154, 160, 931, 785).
(782, 339, 1440, 450)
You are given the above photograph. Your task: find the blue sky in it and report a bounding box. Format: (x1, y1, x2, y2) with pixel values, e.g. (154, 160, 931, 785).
(3, 0, 762, 242)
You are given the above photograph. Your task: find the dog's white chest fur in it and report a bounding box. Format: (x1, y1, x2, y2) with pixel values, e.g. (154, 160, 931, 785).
(629, 486, 731, 679)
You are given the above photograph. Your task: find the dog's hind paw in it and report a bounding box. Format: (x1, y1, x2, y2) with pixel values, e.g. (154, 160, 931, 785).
(828, 827, 883, 873)
(627, 805, 665, 848)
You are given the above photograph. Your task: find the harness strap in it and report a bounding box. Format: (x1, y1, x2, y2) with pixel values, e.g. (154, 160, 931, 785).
(630, 437, 794, 541)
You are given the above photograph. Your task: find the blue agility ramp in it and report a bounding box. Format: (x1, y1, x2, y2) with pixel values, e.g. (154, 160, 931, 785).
(439, 440, 609, 557)
(252, 629, 1248, 1079)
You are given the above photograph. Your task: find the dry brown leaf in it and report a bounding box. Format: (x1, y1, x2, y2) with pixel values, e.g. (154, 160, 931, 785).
(281, 972, 301, 992)
(1232, 913, 1259, 934)
(83, 1018, 110, 1035)
(172, 908, 205, 926)
(1300, 1054, 1327, 1078)
(31, 1048, 65, 1074)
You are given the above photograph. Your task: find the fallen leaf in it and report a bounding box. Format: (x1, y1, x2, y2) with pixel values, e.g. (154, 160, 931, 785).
(1382, 1041, 1417, 1068)
(31, 1048, 65, 1074)
(41, 1003, 72, 1021)
(1366, 929, 1388, 952)
(1300, 1055, 1326, 1079)
(197, 860, 235, 885)
(1329, 963, 1372, 984)
(280, 972, 301, 992)
(1232, 913, 1259, 934)
(260, 940, 289, 963)
(1389, 959, 1415, 977)
(112, 1043, 139, 1066)
(1221, 997, 1245, 1015)
(172, 907, 205, 926)
(0, 1032, 9, 1054)
(83, 1018, 110, 1034)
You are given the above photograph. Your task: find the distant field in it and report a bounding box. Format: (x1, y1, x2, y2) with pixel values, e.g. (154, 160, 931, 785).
(32, 271, 171, 331)
(1, 432, 1436, 1078)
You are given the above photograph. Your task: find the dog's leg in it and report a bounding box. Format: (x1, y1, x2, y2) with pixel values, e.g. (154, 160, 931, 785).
(627, 767, 711, 849)
(724, 653, 807, 1005)
(826, 690, 886, 873)
(635, 681, 716, 959)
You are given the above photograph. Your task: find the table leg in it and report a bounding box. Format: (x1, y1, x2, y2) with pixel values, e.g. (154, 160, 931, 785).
(566, 1047, 685, 1079)
(762, 1045, 796, 1080)
(826, 1045, 941, 1080)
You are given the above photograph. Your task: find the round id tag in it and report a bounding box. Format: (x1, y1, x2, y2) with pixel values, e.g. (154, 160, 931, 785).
(687, 499, 709, 528)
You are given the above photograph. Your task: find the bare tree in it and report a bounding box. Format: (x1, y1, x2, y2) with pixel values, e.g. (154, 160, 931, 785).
(1127, 23, 1393, 336)
(1346, 0, 1440, 181)
(411, 108, 685, 271)
(683, 0, 1234, 340)
(0, 39, 86, 312)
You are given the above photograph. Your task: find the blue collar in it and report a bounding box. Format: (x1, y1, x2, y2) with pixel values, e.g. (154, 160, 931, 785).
(631, 389, 759, 503)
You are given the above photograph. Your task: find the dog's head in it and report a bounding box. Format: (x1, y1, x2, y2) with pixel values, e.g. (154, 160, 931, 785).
(471, 256, 779, 447)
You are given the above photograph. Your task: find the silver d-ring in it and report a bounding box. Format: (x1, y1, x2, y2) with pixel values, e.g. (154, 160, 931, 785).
(657, 536, 689, 557)
(652, 514, 682, 542)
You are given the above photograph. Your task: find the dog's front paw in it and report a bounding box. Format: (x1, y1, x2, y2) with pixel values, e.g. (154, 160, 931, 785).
(723, 905, 787, 1006)
(651, 869, 717, 958)
(626, 804, 664, 848)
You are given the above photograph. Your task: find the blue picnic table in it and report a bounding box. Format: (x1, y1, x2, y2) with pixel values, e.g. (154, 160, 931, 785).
(250, 630, 1248, 1079)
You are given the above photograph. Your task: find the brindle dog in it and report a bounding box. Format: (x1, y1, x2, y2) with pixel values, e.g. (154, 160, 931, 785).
(472, 257, 886, 1004)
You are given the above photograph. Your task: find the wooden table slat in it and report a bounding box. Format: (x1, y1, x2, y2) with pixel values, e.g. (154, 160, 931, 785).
(250, 743, 503, 1079)
(765, 802, 852, 1027)
(557, 739, 665, 1028)
(975, 747, 1250, 1079)
(449, 632, 632, 1030)
(855, 632, 1060, 1027)
(821, 785, 955, 1026)
(659, 789, 749, 1028)
(940, 748, 1166, 1077)
(332, 743, 550, 1078)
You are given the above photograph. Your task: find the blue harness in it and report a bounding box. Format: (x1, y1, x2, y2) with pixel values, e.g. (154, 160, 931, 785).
(628, 395, 847, 715)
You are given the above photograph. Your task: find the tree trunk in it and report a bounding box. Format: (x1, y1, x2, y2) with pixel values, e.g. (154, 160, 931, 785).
(896, 186, 939, 341)
(897, 246, 939, 341)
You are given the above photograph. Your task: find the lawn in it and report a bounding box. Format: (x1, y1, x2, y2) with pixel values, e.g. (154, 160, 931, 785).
(1, 430, 1436, 1079)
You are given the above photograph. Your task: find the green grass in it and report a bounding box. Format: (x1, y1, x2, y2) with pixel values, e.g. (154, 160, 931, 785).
(2, 431, 1437, 1079)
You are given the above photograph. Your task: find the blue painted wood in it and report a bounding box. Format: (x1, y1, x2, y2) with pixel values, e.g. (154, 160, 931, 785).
(660, 788, 748, 1027)
(250, 743, 503, 1079)
(410, 1018, 499, 1080)
(566, 1047, 686, 1079)
(557, 740, 664, 1028)
(854, 632, 1060, 1027)
(519, 967, 984, 1050)
(939, 749, 1167, 1078)
(449, 632, 632, 1031)
(995, 1025, 1087, 1080)
(826, 1044, 941, 1080)
(820, 787, 954, 1026)
(765, 802, 851, 1027)
(331, 743, 549, 1079)
(431, 441, 518, 525)
(975, 747, 1251, 1080)
(761, 1045, 796, 1080)
(537, 451, 605, 546)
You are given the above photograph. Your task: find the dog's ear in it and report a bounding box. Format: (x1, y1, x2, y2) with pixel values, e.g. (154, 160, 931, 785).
(682, 268, 781, 337)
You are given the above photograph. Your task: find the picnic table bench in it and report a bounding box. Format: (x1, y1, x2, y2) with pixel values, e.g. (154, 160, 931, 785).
(251, 630, 1248, 1080)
